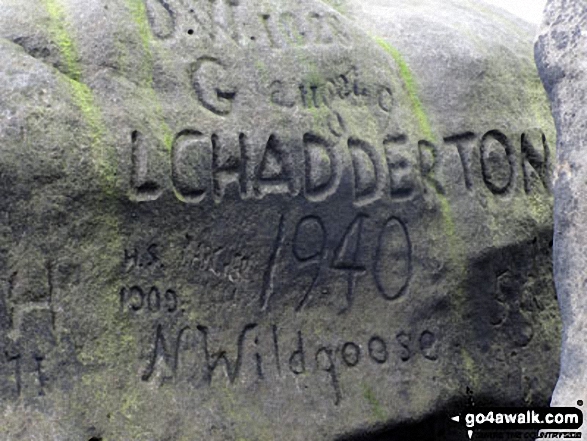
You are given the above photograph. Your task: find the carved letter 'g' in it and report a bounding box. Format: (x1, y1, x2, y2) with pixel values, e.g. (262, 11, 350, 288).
(191, 57, 237, 116)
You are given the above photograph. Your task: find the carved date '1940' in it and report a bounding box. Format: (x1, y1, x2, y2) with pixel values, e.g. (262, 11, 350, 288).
(261, 214, 412, 313)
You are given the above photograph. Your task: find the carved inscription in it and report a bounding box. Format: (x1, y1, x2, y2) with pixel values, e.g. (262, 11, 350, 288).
(259, 10, 351, 48)
(291, 215, 325, 311)
(178, 0, 241, 44)
(303, 133, 341, 202)
(385, 135, 420, 200)
(133, 128, 552, 206)
(167, 0, 351, 47)
(0, 259, 55, 399)
(479, 130, 515, 194)
(330, 214, 368, 313)
(181, 234, 254, 299)
(120, 285, 178, 314)
(119, 242, 180, 314)
(189, 63, 393, 119)
(145, 0, 176, 39)
(172, 130, 209, 203)
(349, 138, 386, 205)
(418, 139, 444, 195)
(139, 323, 438, 405)
(521, 130, 552, 194)
(6, 260, 56, 341)
(443, 129, 550, 195)
(131, 131, 164, 202)
(374, 217, 412, 301)
(293, 66, 391, 113)
(490, 270, 535, 348)
(124, 243, 162, 272)
(190, 58, 237, 116)
(444, 132, 476, 190)
(144, 0, 353, 47)
(262, 213, 412, 313)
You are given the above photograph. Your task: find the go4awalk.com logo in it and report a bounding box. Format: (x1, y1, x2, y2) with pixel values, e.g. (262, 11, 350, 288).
(450, 403, 583, 439)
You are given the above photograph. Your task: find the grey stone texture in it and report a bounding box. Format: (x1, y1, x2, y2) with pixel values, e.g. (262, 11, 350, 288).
(536, 0, 587, 433)
(0, 0, 558, 439)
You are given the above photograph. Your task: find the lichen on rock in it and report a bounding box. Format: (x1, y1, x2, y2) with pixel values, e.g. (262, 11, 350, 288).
(0, 0, 559, 439)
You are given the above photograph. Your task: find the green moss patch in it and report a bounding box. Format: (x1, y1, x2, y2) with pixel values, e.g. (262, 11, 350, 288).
(362, 384, 386, 421)
(43, 0, 81, 81)
(42, 0, 117, 194)
(374, 37, 434, 141)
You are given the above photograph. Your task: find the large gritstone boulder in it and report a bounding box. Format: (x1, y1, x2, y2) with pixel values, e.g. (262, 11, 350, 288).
(0, 0, 558, 439)
(536, 0, 587, 434)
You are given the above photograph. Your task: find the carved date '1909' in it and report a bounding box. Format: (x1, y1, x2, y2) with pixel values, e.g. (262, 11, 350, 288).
(261, 214, 412, 313)
(120, 285, 178, 314)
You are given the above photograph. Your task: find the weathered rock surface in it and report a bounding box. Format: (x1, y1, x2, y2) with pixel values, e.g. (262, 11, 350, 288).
(536, 0, 587, 433)
(0, 0, 558, 439)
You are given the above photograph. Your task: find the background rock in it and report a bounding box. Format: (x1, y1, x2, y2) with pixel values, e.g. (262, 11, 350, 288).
(536, 0, 587, 434)
(0, 0, 558, 439)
